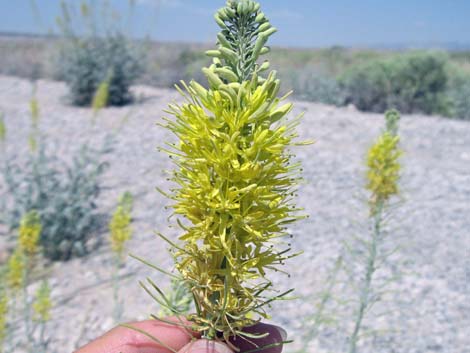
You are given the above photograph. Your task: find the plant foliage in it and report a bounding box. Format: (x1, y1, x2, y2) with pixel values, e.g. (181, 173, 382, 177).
(56, 1, 144, 106)
(141, 0, 309, 345)
(447, 71, 470, 120)
(340, 52, 449, 115)
(1, 140, 111, 261)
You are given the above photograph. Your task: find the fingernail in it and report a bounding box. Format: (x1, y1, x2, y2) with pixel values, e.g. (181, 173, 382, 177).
(275, 326, 287, 342)
(180, 339, 233, 353)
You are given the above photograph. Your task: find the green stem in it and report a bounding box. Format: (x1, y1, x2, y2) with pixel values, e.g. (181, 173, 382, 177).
(5, 296, 16, 353)
(23, 259, 32, 353)
(300, 256, 342, 352)
(348, 201, 383, 353)
(112, 255, 123, 324)
(38, 320, 46, 352)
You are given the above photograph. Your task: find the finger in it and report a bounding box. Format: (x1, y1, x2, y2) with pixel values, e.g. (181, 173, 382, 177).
(178, 339, 233, 353)
(76, 318, 199, 353)
(228, 323, 287, 353)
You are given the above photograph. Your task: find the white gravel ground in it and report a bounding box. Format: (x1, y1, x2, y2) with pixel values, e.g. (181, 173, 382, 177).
(0, 75, 468, 353)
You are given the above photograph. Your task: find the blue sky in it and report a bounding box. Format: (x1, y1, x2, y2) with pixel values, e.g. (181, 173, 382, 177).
(1, 0, 469, 48)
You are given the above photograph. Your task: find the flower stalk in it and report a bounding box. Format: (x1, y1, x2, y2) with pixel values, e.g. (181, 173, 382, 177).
(140, 0, 310, 346)
(0, 112, 6, 151)
(109, 192, 133, 322)
(348, 110, 401, 353)
(32, 280, 52, 352)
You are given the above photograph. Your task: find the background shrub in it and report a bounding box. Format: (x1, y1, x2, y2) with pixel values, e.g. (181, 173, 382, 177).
(54, 0, 144, 107)
(284, 70, 346, 106)
(340, 52, 450, 115)
(447, 71, 470, 120)
(58, 34, 143, 106)
(0, 139, 111, 261)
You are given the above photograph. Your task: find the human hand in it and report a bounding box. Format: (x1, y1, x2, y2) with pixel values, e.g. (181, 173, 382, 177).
(75, 319, 286, 353)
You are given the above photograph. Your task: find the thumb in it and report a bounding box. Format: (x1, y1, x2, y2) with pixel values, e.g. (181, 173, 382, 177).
(178, 340, 233, 353)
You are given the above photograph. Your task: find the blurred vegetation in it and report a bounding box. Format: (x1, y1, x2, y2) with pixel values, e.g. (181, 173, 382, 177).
(58, 34, 143, 106)
(1, 209, 53, 353)
(55, 0, 145, 106)
(340, 52, 449, 115)
(1, 34, 469, 119)
(447, 67, 470, 120)
(0, 89, 112, 262)
(1, 139, 111, 261)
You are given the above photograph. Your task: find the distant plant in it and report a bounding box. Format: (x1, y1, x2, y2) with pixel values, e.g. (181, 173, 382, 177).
(298, 110, 405, 353)
(6, 248, 24, 292)
(109, 192, 133, 322)
(31, 280, 52, 352)
(287, 70, 346, 106)
(447, 71, 470, 120)
(158, 279, 192, 317)
(26, 86, 41, 154)
(56, 1, 144, 106)
(340, 52, 449, 115)
(0, 112, 6, 148)
(18, 210, 42, 257)
(58, 35, 143, 106)
(109, 191, 133, 261)
(178, 49, 210, 84)
(2, 213, 53, 353)
(92, 79, 110, 115)
(348, 110, 402, 353)
(1, 138, 111, 261)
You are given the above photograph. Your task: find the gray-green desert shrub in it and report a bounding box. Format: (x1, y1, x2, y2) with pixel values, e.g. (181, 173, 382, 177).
(447, 72, 470, 120)
(340, 52, 449, 115)
(0, 139, 111, 261)
(285, 70, 346, 106)
(58, 34, 143, 106)
(56, 0, 144, 106)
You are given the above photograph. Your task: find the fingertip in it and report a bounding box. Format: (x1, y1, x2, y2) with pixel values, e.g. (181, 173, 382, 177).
(179, 339, 233, 353)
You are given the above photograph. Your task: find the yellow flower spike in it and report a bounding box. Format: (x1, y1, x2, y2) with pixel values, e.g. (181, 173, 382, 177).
(138, 0, 312, 342)
(162, 63, 306, 339)
(18, 210, 42, 257)
(366, 110, 402, 211)
(32, 281, 52, 323)
(7, 248, 25, 292)
(0, 112, 6, 145)
(92, 80, 110, 113)
(109, 193, 133, 258)
(29, 97, 40, 129)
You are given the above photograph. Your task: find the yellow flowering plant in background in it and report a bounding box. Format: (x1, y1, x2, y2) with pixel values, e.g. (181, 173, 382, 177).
(366, 110, 401, 213)
(7, 248, 25, 292)
(18, 210, 42, 257)
(109, 192, 133, 261)
(348, 109, 402, 353)
(28, 90, 40, 153)
(32, 281, 53, 351)
(134, 0, 310, 347)
(92, 80, 110, 114)
(32, 281, 52, 323)
(0, 112, 6, 147)
(109, 192, 133, 322)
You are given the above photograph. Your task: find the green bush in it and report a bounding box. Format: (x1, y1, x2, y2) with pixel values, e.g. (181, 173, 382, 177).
(58, 35, 143, 106)
(1, 139, 111, 261)
(447, 73, 470, 120)
(286, 70, 346, 106)
(340, 52, 449, 115)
